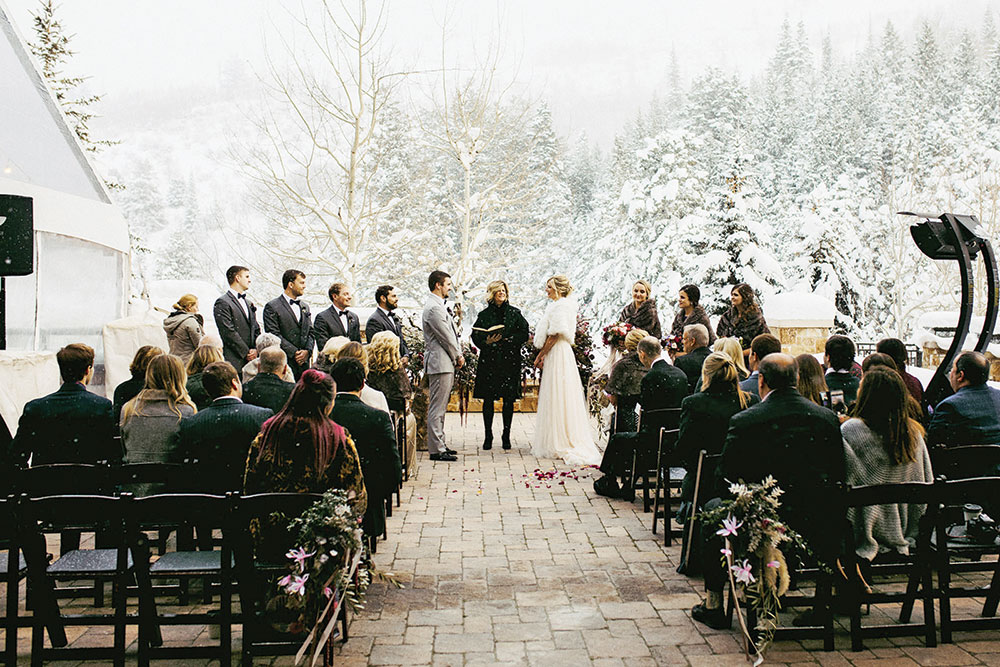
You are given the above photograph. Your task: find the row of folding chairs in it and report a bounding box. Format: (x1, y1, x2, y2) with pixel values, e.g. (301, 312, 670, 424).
(0, 490, 359, 666)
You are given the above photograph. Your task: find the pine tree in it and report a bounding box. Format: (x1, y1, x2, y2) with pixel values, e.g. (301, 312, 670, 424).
(158, 201, 204, 280)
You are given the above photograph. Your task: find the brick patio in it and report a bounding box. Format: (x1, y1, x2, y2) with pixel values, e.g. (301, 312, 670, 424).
(12, 412, 1000, 665)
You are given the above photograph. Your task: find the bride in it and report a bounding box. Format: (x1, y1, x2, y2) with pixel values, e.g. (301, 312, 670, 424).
(532, 275, 602, 466)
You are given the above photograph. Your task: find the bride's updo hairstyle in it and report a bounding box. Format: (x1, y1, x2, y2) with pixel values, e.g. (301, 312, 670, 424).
(624, 328, 648, 352)
(486, 280, 510, 304)
(547, 275, 573, 297)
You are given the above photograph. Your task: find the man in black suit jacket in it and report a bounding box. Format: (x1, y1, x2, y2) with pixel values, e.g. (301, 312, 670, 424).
(175, 362, 272, 493)
(675, 324, 712, 392)
(928, 351, 1000, 448)
(263, 269, 315, 379)
(313, 282, 361, 352)
(10, 343, 119, 467)
(243, 348, 295, 413)
(692, 353, 844, 629)
(329, 359, 402, 539)
(595, 337, 689, 497)
(214, 265, 261, 370)
(365, 285, 409, 360)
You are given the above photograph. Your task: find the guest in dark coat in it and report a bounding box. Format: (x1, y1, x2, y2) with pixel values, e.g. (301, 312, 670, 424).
(605, 329, 650, 432)
(112, 345, 163, 425)
(927, 351, 1000, 448)
(619, 280, 662, 339)
(11, 344, 119, 467)
(365, 285, 410, 360)
(471, 280, 530, 450)
(877, 338, 925, 409)
(175, 362, 272, 493)
(670, 284, 716, 346)
(824, 334, 860, 409)
(715, 283, 770, 357)
(329, 358, 401, 540)
(213, 265, 261, 370)
(692, 353, 845, 630)
(595, 337, 689, 498)
(242, 347, 295, 414)
(262, 269, 315, 379)
(739, 334, 782, 400)
(312, 282, 361, 351)
(674, 324, 712, 392)
(185, 345, 224, 410)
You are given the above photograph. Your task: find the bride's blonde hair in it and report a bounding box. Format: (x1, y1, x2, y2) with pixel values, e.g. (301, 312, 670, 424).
(547, 275, 573, 297)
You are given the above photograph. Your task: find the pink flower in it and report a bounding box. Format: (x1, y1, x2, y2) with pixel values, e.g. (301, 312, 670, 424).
(716, 515, 742, 538)
(766, 560, 780, 569)
(731, 560, 756, 585)
(285, 547, 315, 572)
(287, 574, 309, 596)
(323, 587, 333, 599)
(278, 574, 293, 588)
(720, 548, 732, 556)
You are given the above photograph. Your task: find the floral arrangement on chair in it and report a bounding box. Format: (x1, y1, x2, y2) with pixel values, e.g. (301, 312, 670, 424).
(277, 490, 369, 664)
(452, 343, 479, 421)
(698, 476, 810, 660)
(601, 321, 633, 351)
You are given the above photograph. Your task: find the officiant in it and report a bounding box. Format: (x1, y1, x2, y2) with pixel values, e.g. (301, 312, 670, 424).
(472, 280, 530, 450)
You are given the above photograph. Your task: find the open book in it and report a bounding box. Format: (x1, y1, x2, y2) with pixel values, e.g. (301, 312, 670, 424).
(473, 324, 505, 334)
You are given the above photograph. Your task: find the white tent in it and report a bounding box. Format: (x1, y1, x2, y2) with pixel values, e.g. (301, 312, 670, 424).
(0, 1, 129, 411)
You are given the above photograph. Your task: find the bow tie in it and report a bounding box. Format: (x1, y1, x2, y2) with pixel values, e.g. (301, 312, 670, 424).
(289, 299, 301, 306)
(237, 293, 246, 300)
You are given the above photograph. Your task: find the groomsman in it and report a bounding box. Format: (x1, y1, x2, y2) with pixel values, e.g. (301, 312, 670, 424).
(313, 282, 361, 350)
(422, 270, 464, 462)
(263, 269, 315, 379)
(365, 284, 409, 361)
(214, 265, 261, 370)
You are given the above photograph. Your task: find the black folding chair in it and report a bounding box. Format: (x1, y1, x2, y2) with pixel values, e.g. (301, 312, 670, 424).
(649, 428, 682, 541)
(630, 407, 682, 514)
(677, 450, 722, 564)
(128, 493, 234, 666)
(0, 496, 28, 666)
(21, 494, 133, 666)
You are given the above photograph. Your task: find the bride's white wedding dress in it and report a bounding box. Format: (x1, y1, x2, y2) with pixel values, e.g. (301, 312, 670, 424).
(532, 294, 602, 466)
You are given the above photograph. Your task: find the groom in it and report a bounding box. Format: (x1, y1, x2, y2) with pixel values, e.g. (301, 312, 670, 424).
(422, 270, 464, 462)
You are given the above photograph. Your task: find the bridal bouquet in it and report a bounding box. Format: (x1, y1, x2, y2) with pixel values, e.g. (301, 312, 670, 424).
(664, 334, 683, 354)
(601, 321, 633, 350)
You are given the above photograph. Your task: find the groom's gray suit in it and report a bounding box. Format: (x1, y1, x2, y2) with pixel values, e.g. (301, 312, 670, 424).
(422, 293, 462, 455)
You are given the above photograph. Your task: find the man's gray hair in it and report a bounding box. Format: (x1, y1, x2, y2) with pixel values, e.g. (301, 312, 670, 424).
(637, 335, 662, 359)
(255, 332, 281, 350)
(259, 346, 287, 375)
(684, 323, 709, 348)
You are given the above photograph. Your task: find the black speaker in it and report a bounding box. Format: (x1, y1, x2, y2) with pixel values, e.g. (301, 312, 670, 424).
(0, 195, 33, 276)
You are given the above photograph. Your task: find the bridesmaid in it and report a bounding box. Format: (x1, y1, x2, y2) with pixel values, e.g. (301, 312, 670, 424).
(715, 283, 769, 358)
(619, 280, 662, 339)
(669, 284, 716, 346)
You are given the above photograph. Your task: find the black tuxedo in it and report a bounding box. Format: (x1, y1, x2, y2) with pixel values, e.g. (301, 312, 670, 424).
(675, 346, 711, 393)
(11, 383, 119, 466)
(313, 306, 361, 351)
(365, 307, 409, 357)
(263, 295, 315, 378)
(175, 397, 272, 493)
(214, 291, 261, 370)
(329, 394, 401, 537)
(242, 373, 295, 414)
(719, 386, 845, 556)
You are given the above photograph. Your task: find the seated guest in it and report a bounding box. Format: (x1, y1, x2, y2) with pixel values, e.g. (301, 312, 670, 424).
(675, 324, 712, 392)
(162, 294, 204, 361)
(366, 331, 412, 413)
(670, 283, 715, 346)
(242, 332, 295, 384)
(927, 351, 1000, 447)
(594, 337, 688, 498)
(121, 354, 196, 464)
(739, 334, 782, 400)
(824, 335, 860, 407)
(713, 337, 750, 380)
(606, 328, 650, 432)
(185, 345, 224, 410)
(862, 352, 897, 375)
(176, 362, 272, 492)
(329, 358, 401, 541)
(692, 354, 844, 629)
(113, 345, 163, 424)
(877, 338, 924, 406)
(243, 368, 367, 562)
(11, 343, 118, 467)
(313, 336, 350, 374)
(795, 354, 828, 406)
(843, 368, 933, 562)
(243, 347, 295, 413)
(336, 342, 390, 413)
(715, 283, 769, 357)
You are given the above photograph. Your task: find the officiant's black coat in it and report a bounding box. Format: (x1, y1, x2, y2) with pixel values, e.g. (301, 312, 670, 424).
(471, 302, 530, 400)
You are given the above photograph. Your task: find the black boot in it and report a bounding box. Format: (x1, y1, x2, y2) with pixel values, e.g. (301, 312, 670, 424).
(501, 398, 514, 449)
(482, 400, 494, 450)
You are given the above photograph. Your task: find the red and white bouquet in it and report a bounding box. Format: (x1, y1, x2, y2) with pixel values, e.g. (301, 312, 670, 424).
(601, 321, 633, 350)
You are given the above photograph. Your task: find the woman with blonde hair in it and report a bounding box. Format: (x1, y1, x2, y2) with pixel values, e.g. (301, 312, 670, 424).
(533, 275, 601, 464)
(121, 354, 196, 480)
(314, 336, 350, 374)
(366, 331, 411, 412)
(795, 354, 828, 406)
(185, 345, 223, 409)
(471, 280, 530, 450)
(606, 328, 650, 432)
(713, 337, 750, 380)
(163, 294, 204, 360)
(619, 279, 662, 339)
(336, 341, 390, 413)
